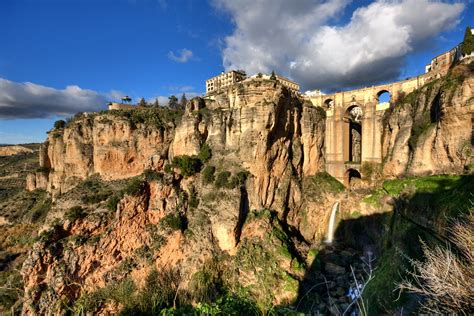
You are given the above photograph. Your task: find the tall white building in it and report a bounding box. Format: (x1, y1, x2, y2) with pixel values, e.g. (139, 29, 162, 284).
(205, 70, 247, 94)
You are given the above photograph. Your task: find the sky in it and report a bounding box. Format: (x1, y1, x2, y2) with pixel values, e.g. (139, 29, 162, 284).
(0, 0, 472, 144)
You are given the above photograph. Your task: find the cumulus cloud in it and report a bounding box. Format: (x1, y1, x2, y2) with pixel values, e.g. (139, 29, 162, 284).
(214, 0, 464, 91)
(0, 78, 121, 119)
(167, 48, 194, 63)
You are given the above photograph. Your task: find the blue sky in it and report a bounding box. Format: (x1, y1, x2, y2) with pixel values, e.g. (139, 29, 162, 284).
(0, 0, 472, 144)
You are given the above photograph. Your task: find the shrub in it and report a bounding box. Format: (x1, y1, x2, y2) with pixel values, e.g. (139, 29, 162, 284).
(398, 212, 474, 314)
(198, 142, 212, 163)
(164, 164, 172, 174)
(123, 178, 144, 196)
(189, 186, 199, 209)
(202, 166, 216, 184)
(65, 206, 86, 222)
(236, 170, 250, 185)
(172, 155, 202, 177)
(215, 171, 231, 188)
(189, 263, 223, 303)
(54, 120, 66, 130)
(107, 195, 121, 212)
(143, 169, 163, 182)
(81, 192, 109, 204)
(160, 213, 185, 231)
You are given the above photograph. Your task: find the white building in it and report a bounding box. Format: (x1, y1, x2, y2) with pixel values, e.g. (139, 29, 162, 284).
(206, 70, 247, 94)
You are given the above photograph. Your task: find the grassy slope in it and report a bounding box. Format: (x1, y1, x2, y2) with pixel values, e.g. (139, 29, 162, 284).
(362, 174, 473, 314)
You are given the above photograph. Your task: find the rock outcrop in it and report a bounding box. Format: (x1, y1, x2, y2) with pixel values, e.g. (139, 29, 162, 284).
(19, 64, 474, 315)
(382, 64, 474, 177)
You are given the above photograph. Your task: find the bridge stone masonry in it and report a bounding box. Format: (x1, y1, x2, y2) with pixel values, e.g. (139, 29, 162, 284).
(305, 72, 436, 186)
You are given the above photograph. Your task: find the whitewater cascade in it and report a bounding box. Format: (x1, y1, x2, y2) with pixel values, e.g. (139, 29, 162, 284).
(326, 202, 339, 244)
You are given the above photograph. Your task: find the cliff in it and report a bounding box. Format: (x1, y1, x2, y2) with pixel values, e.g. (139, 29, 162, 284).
(20, 79, 336, 315)
(382, 63, 474, 176)
(17, 64, 474, 315)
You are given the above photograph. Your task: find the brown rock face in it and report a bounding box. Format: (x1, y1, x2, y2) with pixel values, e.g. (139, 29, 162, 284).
(28, 113, 174, 196)
(382, 65, 474, 177)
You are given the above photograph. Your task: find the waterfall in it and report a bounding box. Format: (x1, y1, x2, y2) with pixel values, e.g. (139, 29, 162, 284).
(326, 201, 339, 244)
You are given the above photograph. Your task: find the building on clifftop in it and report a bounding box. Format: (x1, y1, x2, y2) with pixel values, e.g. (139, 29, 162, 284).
(205, 70, 247, 94)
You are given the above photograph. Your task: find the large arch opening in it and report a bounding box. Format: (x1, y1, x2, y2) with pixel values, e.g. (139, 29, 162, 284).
(344, 168, 361, 188)
(324, 98, 334, 109)
(377, 90, 391, 107)
(343, 106, 362, 163)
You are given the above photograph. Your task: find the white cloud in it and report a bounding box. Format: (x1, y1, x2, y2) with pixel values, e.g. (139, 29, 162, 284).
(214, 0, 464, 91)
(167, 48, 194, 63)
(0, 78, 123, 118)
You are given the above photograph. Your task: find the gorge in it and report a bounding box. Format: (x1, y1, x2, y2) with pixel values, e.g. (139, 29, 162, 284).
(0, 61, 473, 315)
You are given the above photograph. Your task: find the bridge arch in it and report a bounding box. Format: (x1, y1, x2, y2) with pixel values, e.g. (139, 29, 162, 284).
(324, 98, 334, 108)
(343, 105, 362, 163)
(377, 89, 391, 104)
(344, 168, 361, 187)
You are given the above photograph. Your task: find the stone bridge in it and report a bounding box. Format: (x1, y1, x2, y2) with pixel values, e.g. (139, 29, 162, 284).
(306, 72, 438, 186)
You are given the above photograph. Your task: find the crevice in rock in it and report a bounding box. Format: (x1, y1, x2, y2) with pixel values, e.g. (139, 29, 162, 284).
(234, 184, 249, 245)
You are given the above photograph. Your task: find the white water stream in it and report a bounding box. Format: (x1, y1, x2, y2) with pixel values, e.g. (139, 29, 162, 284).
(326, 201, 339, 244)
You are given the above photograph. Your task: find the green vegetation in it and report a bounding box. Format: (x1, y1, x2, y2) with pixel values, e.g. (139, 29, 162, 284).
(65, 206, 86, 222)
(198, 142, 212, 163)
(123, 177, 144, 196)
(72, 265, 259, 315)
(213, 170, 249, 189)
(270, 71, 277, 80)
(171, 155, 202, 177)
(461, 26, 474, 56)
(365, 175, 473, 216)
(106, 195, 121, 212)
(215, 171, 231, 188)
(103, 107, 184, 129)
(137, 97, 147, 107)
(359, 174, 474, 313)
(54, 120, 66, 129)
(143, 169, 164, 182)
(188, 186, 199, 209)
(160, 213, 186, 231)
(202, 165, 216, 184)
(304, 172, 344, 199)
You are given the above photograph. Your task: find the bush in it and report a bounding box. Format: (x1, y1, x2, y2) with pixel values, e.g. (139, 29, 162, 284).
(164, 164, 172, 174)
(198, 142, 212, 163)
(215, 171, 231, 188)
(189, 186, 199, 209)
(202, 166, 216, 184)
(81, 192, 110, 204)
(172, 155, 202, 177)
(143, 169, 163, 182)
(160, 213, 186, 231)
(65, 206, 86, 222)
(54, 120, 66, 129)
(398, 212, 474, 314)
(124, 178, 144, 196)
(107, 195, 121, 212)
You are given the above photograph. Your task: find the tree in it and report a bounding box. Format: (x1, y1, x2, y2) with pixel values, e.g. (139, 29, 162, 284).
(153, 98, 160, 108)
(461, 26, 474, 56)
(54, 120, 66, 130)
(168, 95, 179, 110)
(138, 97, 147, 107)
(270, 70, 277, 80)
(180, 93, 188, 109)
(257, 73, 263, 78)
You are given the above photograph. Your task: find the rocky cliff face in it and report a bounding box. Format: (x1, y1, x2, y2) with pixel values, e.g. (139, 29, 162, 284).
(21, 79, 334, 315)
(382, 64, 474, 177)
(19, 65, 473, 315)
